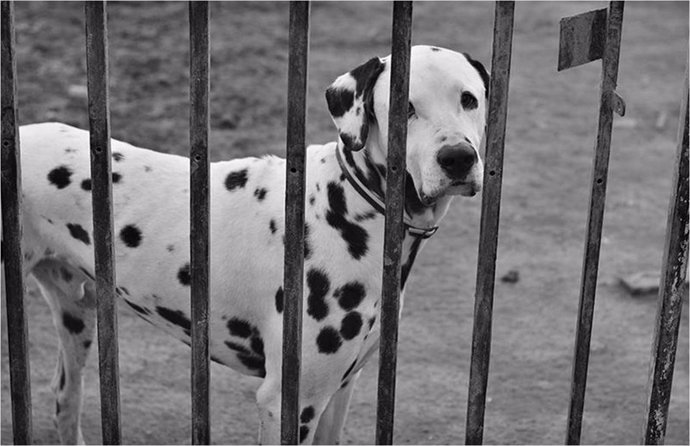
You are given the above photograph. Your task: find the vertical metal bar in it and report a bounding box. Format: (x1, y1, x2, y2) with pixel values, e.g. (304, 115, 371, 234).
(85, 2, 121, 443)
(1, 1, 34, 443)
(375, 2, 413, 444)
(465, 2, 515, 444)
(281, 2, 310, 444)
(565, 2, 624, 444)
(189, 2, 211, 444)
(642, 67, 689, 445)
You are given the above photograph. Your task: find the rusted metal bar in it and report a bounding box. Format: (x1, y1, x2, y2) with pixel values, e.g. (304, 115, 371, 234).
(465, 2, 515, 444)
(281, 1, 310, 444)
(85, 2, 122, 443)
(189, 1, 211, 444)
(642, 67, 689, 445)
(565, 2, 624, 444)
(375, 2, 413, 444)
(1, 1, 34, 443)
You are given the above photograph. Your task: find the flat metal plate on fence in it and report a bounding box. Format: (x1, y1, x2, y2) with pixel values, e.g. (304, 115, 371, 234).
(558, 8, 607, 71)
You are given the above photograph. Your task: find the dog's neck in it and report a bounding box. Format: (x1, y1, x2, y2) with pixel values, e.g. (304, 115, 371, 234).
(338, 139, 454, 232)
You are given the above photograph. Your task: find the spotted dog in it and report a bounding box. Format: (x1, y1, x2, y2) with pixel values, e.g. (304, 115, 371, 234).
(7, 45, 488, 444)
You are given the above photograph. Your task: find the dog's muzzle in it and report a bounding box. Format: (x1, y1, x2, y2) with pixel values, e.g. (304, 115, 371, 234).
(436, 141, 478, 180)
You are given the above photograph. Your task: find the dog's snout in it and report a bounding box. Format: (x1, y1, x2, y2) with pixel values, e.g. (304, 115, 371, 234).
(436, 142, 477, 180)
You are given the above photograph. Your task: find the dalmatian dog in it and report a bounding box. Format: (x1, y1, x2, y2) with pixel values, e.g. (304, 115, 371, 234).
(6, 45, 488, 444)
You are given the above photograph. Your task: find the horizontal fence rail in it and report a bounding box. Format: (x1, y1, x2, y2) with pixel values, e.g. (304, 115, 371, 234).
(85, 1, 122, 443)
(188, 1, 211, 444)
(281, 1, 311, 444)
(642, 68, 689, 445)
(375, 2, 413, 444)
(1, 1, 34, 443)
(465, 2, 515, 444)
(566, 2, 625, 444)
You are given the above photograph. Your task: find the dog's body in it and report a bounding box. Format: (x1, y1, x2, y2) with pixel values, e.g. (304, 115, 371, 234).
(7, 45, 488, 444)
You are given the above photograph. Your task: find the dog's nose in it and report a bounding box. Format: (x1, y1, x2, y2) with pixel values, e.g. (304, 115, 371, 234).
(436, 142, 477, 180)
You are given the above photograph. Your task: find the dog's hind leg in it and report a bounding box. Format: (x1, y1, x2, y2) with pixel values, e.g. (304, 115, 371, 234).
(312, 371, 360, 445)
(32, 259, 96, 445)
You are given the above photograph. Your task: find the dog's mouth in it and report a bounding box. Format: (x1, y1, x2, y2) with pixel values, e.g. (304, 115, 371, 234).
(417, 180, 481, 206)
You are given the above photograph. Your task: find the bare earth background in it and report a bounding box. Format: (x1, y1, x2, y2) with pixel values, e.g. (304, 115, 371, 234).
(2, 1, 688, 444)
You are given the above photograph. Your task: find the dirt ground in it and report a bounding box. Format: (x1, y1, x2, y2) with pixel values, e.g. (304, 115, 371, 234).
(1, 1, 688, 444)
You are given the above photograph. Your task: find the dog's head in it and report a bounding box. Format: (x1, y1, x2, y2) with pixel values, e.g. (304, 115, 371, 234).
(326, 45, 488, 206)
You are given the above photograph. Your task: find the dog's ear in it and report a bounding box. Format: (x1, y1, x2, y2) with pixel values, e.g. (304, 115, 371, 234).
(463, 53, 490, 98)
(325, 57, 385, 151)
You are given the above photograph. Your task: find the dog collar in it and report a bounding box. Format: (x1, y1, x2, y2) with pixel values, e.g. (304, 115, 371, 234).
(335, 144, 439, 239)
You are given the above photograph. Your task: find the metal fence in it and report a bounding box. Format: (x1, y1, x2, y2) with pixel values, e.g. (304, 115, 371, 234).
(1, 1, 688, 445)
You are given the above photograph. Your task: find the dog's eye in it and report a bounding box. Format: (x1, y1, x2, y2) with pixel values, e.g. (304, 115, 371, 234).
(461, 92, 478, 110)
(408, 102, 416, 119)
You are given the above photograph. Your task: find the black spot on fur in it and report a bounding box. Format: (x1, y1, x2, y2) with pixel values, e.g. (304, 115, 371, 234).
(125, 299, 151, 316)
(83, 340, 92, 349)
(48, 166, 72, 189)
(66, 223, 90, 245)
(269, 219, 277, 234)
(326, 88, 354, 118)
(120, 224, 142, 247)
(59, 267, 73, 282)
(225, 341, 251, 355)
(300, 406, 315, 424)
(225, 169, 248, 190)
(144, 165, 152, 172)
(155, 306, 191, 336)
(112, 152, 124, 162)
(178, 263, 191, 286)
(251, 335, 264, 357)
(430, 46, 441, 52)
(118, 287, 130, 296)
(307, 268, 330, 321)
(300, 425, 310, 444)
(334, 282, 366, 311)
(309, 195, 315, 206)
(227, 318, 252, 338)
(325, 182, 369, 259)
(368, 316, 376, 330)
(275, 287, 284, 313)
(340, 312, 363, 340)
(63, 312, 85, 334)
(81, 179, 92, 191)
(254, 188, 267, 201)
(463, 52, 490, 98)
(316, 326, 342, 354)
(327, 182, 348, 215)
(112, 172, 121, 183)
(304, 223, 312, 260)
(237, 353, 266, 377)
(166, 244, 175, 252)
